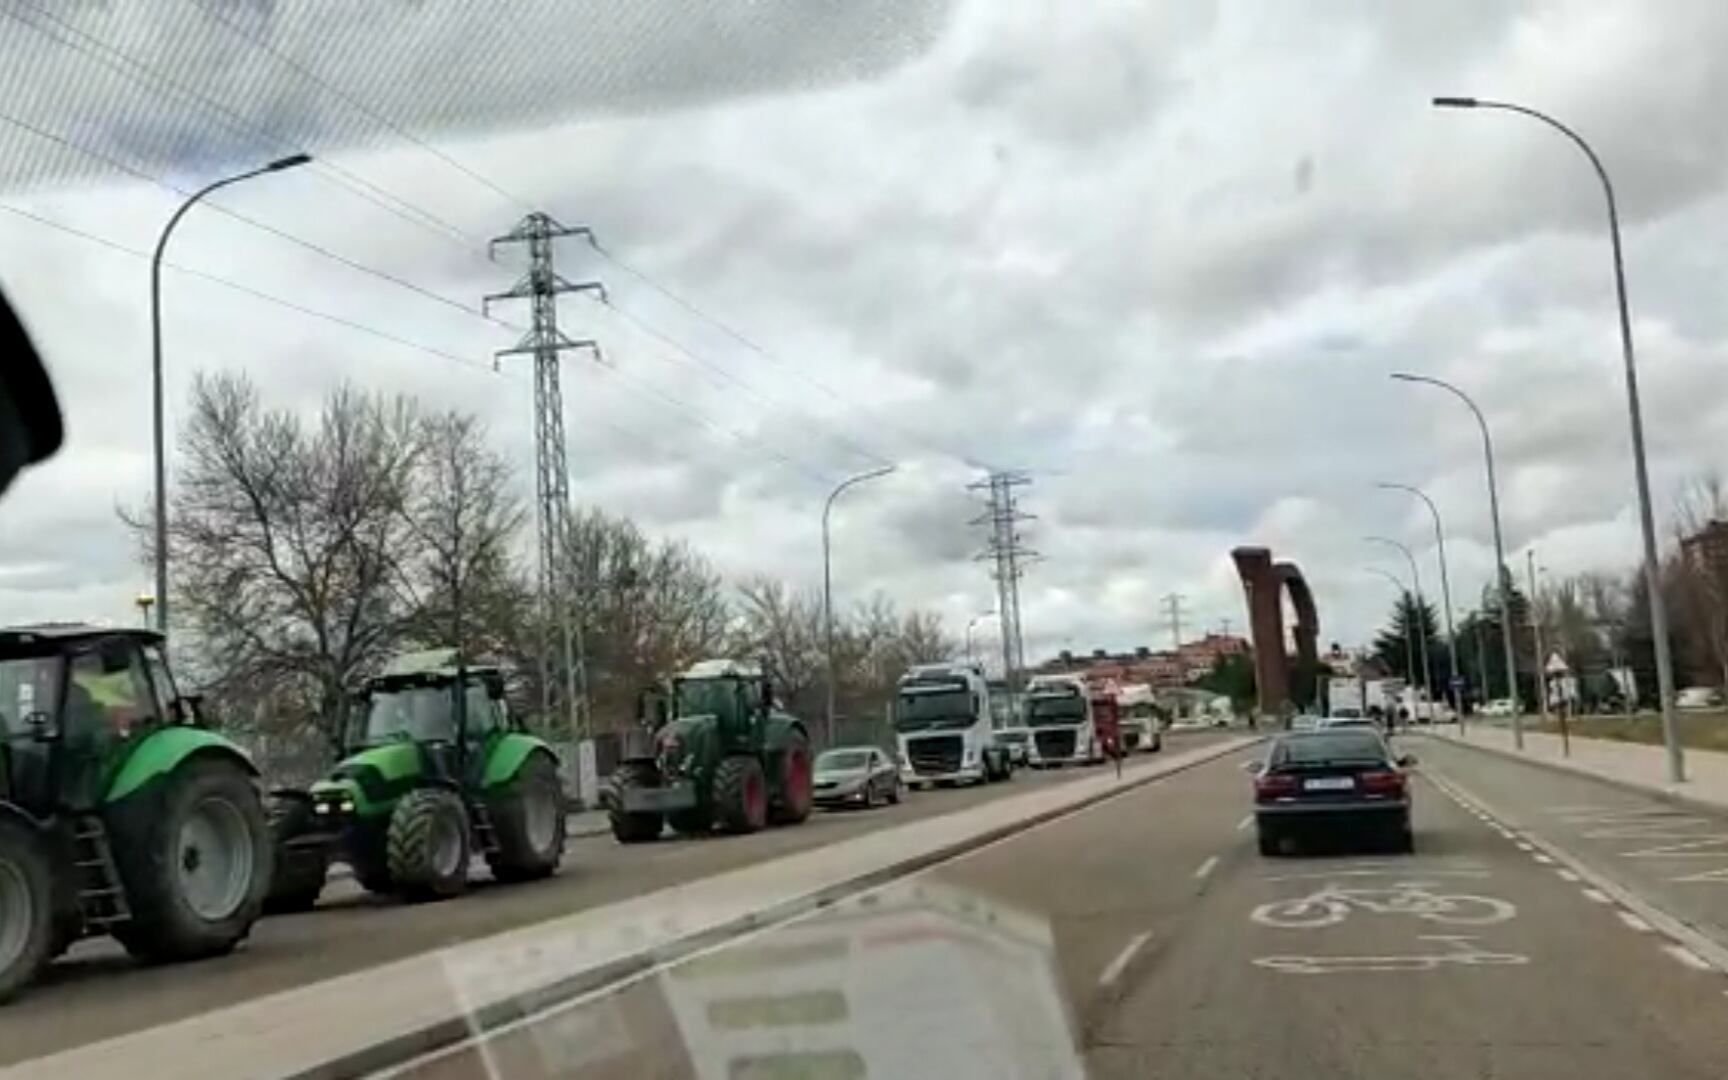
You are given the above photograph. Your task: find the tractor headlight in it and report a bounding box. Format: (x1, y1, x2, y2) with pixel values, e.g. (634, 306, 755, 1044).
(314, 803, 331, 814)
(339, 800, 355, 814)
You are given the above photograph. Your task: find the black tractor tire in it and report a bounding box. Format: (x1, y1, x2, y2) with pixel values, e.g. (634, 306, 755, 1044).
(109, 758, 272, 964)
(714, 756, 768, 835)
(608, 763, 666, 844)
(767, 731, 813, 827)
(345, 827, 395, 895)
(262, 796, 328, 914)
(386, 788, 471, 902)
(667, 809, 710, 837)
(0, 815, 53, 1004)
(486, 754, 567, 883)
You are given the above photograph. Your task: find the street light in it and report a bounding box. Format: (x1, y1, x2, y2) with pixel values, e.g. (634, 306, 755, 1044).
(1390, 371, 1522, 749)
(1432, 94, 1682, 782)
(822, 464, 897, 746)
(965, 610, 997, 665)
(151, 152, 313, 640)
(1366, 536, 1435, 713)
(1364, 567, 1420, 715)
(1377, 482, 1463, 726)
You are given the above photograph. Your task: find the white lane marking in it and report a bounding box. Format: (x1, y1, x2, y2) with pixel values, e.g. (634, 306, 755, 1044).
(1261, 868, 1488, 882)
(1555, 868, 1580, 882)
(1098, 930, 1154, 986)
(1515, 842, 1535, 852)
(1195, 855, 1220, 880)
(1255, 935, 1529, 975)
(1664, 944, 1714, 972)
(1618, 911, 1654, 933)
(1532, 854, 1555, 865)
(1582, 888, 1612, 904)
(1236, 814, 1253, 831)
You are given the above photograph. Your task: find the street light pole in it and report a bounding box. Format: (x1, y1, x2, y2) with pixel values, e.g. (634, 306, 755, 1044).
(1365, 567, 1420, 716)
(1367, 536, 1434, 716)
(822, 464, 896, 746)
(151, 152, 312, 640)
(1377, 482, 1464, 725)
(966, 611, 997, 666)
(1391, 371, 1523, 749)
(1527, 549, 1551, 728)
(1433, 94, 1682, 782)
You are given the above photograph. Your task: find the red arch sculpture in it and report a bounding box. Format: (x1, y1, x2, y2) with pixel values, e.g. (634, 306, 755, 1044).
(1230, 546, 1320, 717)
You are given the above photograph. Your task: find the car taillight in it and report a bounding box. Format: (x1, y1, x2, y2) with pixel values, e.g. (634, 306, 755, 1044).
(1254, 773, 1299, 800)
(1360, 769, 1405, 795)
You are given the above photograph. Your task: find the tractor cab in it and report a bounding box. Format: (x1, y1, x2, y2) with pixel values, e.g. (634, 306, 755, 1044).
(0, 625, 194, 815)
(349, 649, 508, 785)
(668, 659, 775, 749)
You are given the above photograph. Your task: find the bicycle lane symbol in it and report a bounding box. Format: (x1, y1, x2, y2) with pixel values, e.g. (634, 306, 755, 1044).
(1249, 881, 1527, 975)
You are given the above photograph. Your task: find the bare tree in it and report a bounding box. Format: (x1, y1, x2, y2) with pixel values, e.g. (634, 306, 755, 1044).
(1670, 472, 1728, 688)
(165, 373, 423, 754)
(731, 576, 826, 719)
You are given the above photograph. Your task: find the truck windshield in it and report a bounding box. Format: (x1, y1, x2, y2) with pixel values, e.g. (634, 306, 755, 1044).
(0, 655, 60, 736)
(363, 685, 456, 744)
(1027, 694, 1085, 726)
(894, 685, 973, 731)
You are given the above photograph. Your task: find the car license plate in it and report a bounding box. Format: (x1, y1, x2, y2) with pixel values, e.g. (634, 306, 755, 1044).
(1304, 776, 1355, 791)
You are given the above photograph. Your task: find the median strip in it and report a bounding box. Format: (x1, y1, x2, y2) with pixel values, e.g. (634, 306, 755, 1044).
(17, 735, 1258, 1080)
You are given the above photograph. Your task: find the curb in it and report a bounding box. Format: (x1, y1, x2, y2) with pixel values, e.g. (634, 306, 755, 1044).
(291, 736, 1262, 1080)
(1420, 731, 1728, 822)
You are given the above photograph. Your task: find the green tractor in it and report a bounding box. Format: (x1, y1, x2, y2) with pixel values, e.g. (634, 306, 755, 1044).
(607, 659, 814, 843)
(266, 649, 566, 910)
(0, 625, 272, 1003)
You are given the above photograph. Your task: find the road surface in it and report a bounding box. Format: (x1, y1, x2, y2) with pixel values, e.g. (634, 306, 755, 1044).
(0, 735, 1227, 1068)
(391, 737, 1728, 1079)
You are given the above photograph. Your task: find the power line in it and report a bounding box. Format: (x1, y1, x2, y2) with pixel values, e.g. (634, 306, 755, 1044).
(3, 1, 487, 255)
(970, 470, 1037, 694)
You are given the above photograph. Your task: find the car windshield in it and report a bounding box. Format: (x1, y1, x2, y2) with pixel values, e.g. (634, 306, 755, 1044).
(1272, 732, 1389, 767)
(817, 750, 870, 771)
(0, 655, 61, 735)
(894, 686, 973, 731)
(362, 685, 455, 744)
(1027, 694, 1085, 726)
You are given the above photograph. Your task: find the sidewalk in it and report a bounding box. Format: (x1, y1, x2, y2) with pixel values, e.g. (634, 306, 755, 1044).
(1427, 723, 1728, 813)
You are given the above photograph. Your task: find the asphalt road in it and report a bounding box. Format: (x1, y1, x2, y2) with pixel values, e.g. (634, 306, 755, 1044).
(392, 738, 1728, 1080)
(0, 734, 1230, 1069)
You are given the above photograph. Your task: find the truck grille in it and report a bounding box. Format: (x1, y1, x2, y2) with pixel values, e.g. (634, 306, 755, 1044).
(906, 735, 963, 775)
(1123, 730, 1142, 751)
(1034, 729, 1077, 761)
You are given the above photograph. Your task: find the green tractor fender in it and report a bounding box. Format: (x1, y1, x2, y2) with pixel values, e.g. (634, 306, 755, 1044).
(763, 714, 810, 754)
(481, 734, 559, 790)
(104, 727, 259, 804)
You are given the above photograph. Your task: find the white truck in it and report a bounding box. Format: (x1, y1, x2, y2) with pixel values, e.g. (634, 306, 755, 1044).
(894, 662, 1013, 788)
(1023, 673, 1100, 767)
(1325, 676, 1367, 719)
(1117, 682, 1163, 753)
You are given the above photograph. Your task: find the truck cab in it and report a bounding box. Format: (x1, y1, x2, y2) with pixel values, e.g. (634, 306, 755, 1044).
(1023, 674, 1097, 767)
(894, 663, 1011, 787)
(1117, 682, 1162, 753)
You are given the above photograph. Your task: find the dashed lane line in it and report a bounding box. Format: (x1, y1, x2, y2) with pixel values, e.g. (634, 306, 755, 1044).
(1664, 944, 1714, 972)
(1098, 931, 1154, 987)
(1195, 855, 1220, 881)
(1618, 910, 1655, 933)
(1582, 888, 1613, 904)
(1236, 814, 1253, 832)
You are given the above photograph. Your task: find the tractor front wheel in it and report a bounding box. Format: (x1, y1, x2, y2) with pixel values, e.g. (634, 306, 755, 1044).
(109, 758, 271, 963)
(386, 789, 470, 902)
(0, 815, 52, 1004)
(607, 763, 666, 844)
(486, 754, 567, 883)
(767, 732, 813, 827)
(263, 796, 328, 914)
(714, 756, 768, 834)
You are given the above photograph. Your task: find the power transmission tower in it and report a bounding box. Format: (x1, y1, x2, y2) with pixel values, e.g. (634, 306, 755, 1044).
(484, 211, 605, 742)
(1163, 592, 1187, 651)
(969, 471, 1036, 694)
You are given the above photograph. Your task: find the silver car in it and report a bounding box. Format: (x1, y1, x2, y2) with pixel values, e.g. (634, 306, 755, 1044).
(814, 746, 903, 809)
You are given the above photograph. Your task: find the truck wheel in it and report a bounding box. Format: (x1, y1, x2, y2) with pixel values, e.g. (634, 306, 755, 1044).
(386, 788, 470, 902)
(109, 758, 271, 963)
(1151, 733, 1163, 753)
(607, 763, 665, 844)
(767, 731, 813, 827)
(485, 754, 566, 883)
(887, 779, 902, 804)
(714, 756, 767, 834)
(263, 796, 328, 914)
(0, 816, 52, 1004)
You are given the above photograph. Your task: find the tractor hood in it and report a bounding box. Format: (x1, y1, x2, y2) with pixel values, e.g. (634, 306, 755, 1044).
(313, 741, 423, 818)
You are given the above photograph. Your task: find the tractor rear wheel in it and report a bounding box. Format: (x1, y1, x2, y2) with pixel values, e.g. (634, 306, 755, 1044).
(109, 758, 271, 963)
(0, 815, 52, 1004)
(486, 754, 566, 883)
(714, 756, 767, 834)
(386, 789, 470, 902)
(263, 796, 328, 914)
(607, 763, 665, 844)
(767, 731, 813, 827)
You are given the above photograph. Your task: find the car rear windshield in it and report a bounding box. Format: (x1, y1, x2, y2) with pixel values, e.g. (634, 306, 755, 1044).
(1273, 732, 1387, 766)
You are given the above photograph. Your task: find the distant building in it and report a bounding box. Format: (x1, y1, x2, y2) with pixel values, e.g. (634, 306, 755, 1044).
(1033, 635, 1250, 689)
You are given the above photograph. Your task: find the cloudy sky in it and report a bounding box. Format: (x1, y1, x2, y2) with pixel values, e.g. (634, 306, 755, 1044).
(3, 0, 1727, 670)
